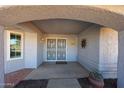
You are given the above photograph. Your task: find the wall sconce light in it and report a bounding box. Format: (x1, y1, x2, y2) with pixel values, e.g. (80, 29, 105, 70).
(40, 33, 46, 42)
(81, 39, 87, 48)
(41, 38, 44, 41)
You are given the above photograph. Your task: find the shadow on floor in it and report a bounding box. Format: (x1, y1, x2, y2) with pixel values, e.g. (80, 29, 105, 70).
(14, 79, 49, 88)
(78, 78, 117, 88)
(14, 78, 117, 88)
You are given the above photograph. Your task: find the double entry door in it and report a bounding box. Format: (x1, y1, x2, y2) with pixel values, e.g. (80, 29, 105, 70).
(47, 38, 66, 61)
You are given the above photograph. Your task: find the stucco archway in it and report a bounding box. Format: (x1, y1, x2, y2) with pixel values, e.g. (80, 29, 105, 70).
(0, 5, 124, 87)
(0, 5, 124, 31)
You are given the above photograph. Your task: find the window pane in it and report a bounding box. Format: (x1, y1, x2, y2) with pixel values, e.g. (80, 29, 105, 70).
(16, 50, 21, 57)
(15, 41, 21, 50)
(10, 33, 15, 39)
(10, 33, 16, 45)
(16, 35, 21, 40)
(10, 33, 22, 58)
(10, 49, 16, 58)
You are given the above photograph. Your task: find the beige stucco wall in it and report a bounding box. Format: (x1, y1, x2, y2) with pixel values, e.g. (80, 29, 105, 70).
(4, 28, 43, 73)
(0, 6, 124, 31)
(99, 28, 118, 78)
(78, 25, 118, 79)
(25, 31, 37, 68)
(37, 31, 44, 66)
(17, 22, 44, 67)
(78, 24, 101, 72)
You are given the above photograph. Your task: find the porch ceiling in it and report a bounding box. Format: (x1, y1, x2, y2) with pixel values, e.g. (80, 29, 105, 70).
(32, 19, 93, 34)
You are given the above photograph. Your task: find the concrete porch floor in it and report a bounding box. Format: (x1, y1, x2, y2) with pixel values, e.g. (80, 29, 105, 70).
(6, 62, 89, 88)
(24, 62, 89, 88)
(25, 62, 89, 80)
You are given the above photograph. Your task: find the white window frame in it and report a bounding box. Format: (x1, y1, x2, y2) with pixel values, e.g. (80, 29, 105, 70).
(7, 31, 24, 61)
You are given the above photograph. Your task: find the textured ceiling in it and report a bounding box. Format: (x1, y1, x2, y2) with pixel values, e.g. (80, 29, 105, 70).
(33, 19, 93, 34)
(0, 6, 124, 31)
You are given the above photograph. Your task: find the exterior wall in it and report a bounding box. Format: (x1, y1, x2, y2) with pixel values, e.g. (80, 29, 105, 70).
(78, 24, 100, 72)
(18, 22, 44, 68)
(1, 6, 124, 32)
(99, 28, 118, 78)
(37, 32, 44, 66)
(25, 31, 37, 68)
(78, 25, 118, 79)
(4, 29, 25, 73)
(118, 31, 124, 87)
(43, 34, 78, 62)
(4, 28, 42, 73)
(0, 26, 4, 87)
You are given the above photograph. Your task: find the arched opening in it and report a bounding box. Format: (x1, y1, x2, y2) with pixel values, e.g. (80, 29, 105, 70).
(0, 5, 123, 88)
(4, 18, 118, 88)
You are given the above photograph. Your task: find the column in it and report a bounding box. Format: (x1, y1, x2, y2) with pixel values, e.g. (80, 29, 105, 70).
(118, 31, 124, 87)
(0, 26, 4, 87)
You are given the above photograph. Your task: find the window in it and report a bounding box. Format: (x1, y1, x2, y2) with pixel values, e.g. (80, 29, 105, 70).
(7, 31, 23, 60)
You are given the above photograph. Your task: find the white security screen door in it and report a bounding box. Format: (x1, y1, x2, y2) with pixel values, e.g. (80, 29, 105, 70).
(47, 39, 56, 60)
(47, 39, 66, 61)
(57, 39, 66, 60)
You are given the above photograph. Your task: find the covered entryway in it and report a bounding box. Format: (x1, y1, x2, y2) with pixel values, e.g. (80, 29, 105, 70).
(5, 19, 118, 88)
(0, 5, 124, 88)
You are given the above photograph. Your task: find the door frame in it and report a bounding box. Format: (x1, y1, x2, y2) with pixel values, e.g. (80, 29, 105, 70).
(46, 37, 67, 61)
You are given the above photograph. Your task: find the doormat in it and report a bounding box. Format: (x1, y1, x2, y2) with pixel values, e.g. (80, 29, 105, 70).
(78, 78, 117, 88)
(56, 61, 67, 64)
(14, 79, 48, 88)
